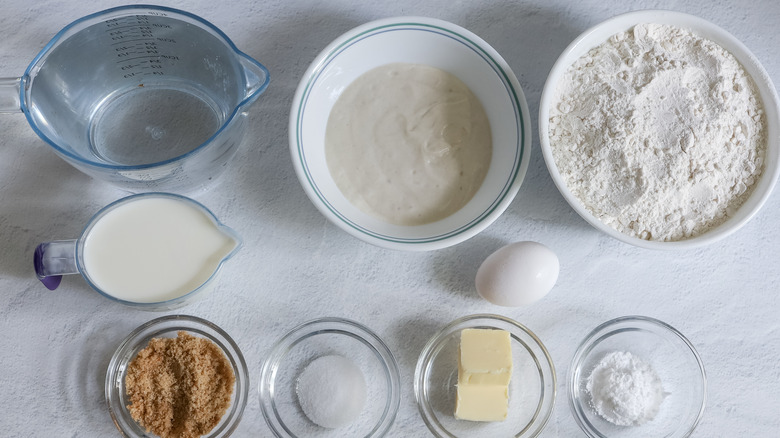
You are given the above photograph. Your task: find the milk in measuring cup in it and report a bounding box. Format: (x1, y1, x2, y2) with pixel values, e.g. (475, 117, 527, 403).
(81, 196, 238, 303)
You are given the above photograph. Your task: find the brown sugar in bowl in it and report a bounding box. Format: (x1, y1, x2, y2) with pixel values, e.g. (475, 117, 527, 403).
(106, 315, 249, 437)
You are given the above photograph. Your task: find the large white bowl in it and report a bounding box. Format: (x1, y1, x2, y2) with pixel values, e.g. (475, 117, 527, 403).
(290, 17, 531, 251)
(539, 10, 780, 250)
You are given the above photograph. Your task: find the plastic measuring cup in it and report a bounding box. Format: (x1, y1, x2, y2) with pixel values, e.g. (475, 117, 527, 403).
(0, 5, 269, 193)
(33, 192, 242, 310)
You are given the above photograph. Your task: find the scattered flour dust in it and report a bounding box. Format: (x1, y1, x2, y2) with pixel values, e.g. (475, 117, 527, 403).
(549, 23, 767, 241)
(586, 351, 666, 426)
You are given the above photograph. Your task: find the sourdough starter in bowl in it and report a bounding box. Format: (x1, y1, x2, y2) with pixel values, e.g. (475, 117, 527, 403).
(291, 17, 531, 250)
(548, 23, 767, 242)
(325, 63, 492, 226)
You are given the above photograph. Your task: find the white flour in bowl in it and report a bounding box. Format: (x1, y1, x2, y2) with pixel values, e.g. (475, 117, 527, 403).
(549, 23, 766, 241)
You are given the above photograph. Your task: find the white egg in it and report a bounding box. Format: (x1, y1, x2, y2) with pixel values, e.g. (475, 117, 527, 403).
(475, 241, 559, 307)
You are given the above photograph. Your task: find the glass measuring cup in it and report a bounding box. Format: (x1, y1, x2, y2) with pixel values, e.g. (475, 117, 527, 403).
(0, 5, 270, 193)
(33, 193, 242, 311)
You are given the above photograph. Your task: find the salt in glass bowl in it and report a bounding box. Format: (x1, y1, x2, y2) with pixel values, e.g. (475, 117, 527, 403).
(538, 10, 780, 249)
(105, 315, 249, 437)
(415, 314, 556, 437)
(290, 16, 532, 251)
(569, 315, 707, 438)
(258, 317, 401, 437)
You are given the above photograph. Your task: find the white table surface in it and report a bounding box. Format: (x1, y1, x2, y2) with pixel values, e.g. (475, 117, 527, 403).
(1, 0, 778, 436)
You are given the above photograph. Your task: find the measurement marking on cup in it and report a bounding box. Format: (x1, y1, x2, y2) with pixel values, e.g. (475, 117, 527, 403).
(111, 39, 156, 46)
(105, 16, 180, 80)
(119, 55, 161, 62)
(123, 72, 164, 78)
(104, 24, 150, 32)
(110, 31, 154, 40)
(121, 60, 165, 71)
(116, 55, 178, 63)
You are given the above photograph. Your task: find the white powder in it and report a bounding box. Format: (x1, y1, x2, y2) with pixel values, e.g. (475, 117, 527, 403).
(549, 23, 766, 241)
(296, 355, 367, 429)
(586, 351, 665, 426)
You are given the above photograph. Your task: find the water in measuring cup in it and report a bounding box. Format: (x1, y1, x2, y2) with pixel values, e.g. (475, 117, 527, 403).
(89, 85, 223, 166)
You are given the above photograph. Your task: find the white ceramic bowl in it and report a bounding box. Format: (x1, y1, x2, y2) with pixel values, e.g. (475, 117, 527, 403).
(290, 17, 531, 251)
(539, 10, 780, 249)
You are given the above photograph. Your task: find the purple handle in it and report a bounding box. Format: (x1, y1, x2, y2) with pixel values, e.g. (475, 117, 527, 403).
(34, 244, 63, 290)
(33, 240, 78, 290)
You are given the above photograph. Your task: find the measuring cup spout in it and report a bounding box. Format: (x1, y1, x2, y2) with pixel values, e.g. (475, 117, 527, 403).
(34, 240, 79, 290)
(238, 54, 270, 104)
(0, 77, 22, 113)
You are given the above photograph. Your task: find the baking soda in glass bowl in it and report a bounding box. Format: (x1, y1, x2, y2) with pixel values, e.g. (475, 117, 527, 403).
(569, 316, 706, 438)
(586, 351, 666, 427)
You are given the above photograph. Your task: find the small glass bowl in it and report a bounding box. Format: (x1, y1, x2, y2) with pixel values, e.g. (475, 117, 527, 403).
(414, 314, 556, 437)
(259, 317, 401, 437)
(569, 316, 707, 438)
(105, 315, 249, 437)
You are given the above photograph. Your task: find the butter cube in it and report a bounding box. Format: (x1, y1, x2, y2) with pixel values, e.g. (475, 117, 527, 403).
(454, 328, 513, 422)
(458, 328, 513, 386)
(454, 382, 508, 421)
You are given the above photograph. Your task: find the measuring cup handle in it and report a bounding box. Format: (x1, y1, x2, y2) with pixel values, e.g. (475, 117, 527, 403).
(34, 240, 79, 290)
(0, 77, 22, 113)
